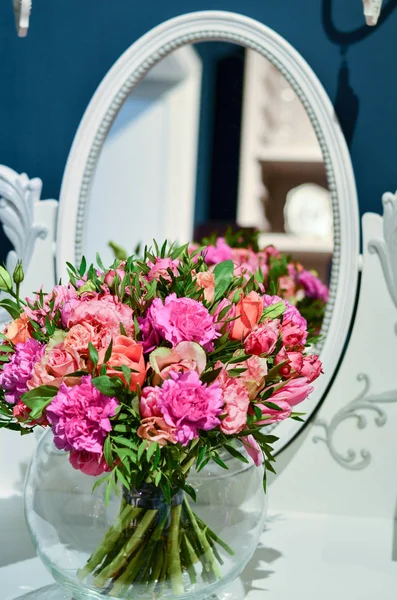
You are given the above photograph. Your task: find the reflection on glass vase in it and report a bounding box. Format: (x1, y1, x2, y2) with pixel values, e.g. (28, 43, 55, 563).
(24, 429, 266, 600)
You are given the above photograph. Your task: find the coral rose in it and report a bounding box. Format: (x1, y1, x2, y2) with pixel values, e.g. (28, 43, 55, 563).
(4, 313, 31, 345)
(137, 417, 177, 446)
(99, 335, 146, 391)
(27, 343, 83, 389)
(195, 271, 215, 303)
(230, 291, 264, 340)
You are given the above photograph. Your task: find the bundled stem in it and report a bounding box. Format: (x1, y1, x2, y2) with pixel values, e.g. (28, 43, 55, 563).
(78, 487, 235, 598)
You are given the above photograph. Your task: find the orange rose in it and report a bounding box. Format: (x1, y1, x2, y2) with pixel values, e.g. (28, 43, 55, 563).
(99, 335, 146, 391)
(230, 291, 264, 340)
(195, 271, 215, 303)
(4, 313, 31, 345)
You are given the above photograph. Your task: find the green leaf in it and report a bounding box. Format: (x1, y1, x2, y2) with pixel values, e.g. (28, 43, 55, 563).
(79, 256, 87, 277)
(146, 441, 157, 462)
(253, 405, 263, 421)
(0, 299, 21, 319)
(116, 468, 130, 490)
(120, 365, 131, 388)
(119, 322, 127, 336)
(213, 260, 234, 301)
(154, 471, 162, 486)
(212, 454, 229, 470)
(105, 477, 113, 505)
(160, 479, 171, 505)
(22, 385, 58, 409)
(263, 401, 284, 412)
(261, 301, 285, 321)
(182, 483, 197, 502)
(201, 367, 222, 384)
(112, 436, 137, 450)
(196, 445, 207, 469)
(96, 253, 106, 272)
(92, 473, 111, 493)
(137, 439, 147, 462)
(224, 444, 249, 463)
(88, 342, 98, 367)
(114, 447, 137, 463)
(92, 375, 123, 396)
(103, 436, 113, 468)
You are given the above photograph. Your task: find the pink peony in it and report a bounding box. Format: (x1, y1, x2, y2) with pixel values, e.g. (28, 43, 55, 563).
(157, 371, 223, 445)
(147, 293, 219, 349)
(242, 435, 263, 466)
(301, 354, 323, 383)
(195, 271, 215, 303)
(27, 343, 83, 389)
(267, 377, 313, 408)
(203, 238, 233, 265)
(46, 375, 118, 454)
(274, 348, 304, 378)
(0, 338, 44, 404)
(230, 291, 264, 340)
(147, 257, 179, 282)
(217, 369, 250, 435)
(298, 270, 329, 302)
(244, 319, 280, 356)
(69, 450, 110, 477)
(137, 417, 177, 446)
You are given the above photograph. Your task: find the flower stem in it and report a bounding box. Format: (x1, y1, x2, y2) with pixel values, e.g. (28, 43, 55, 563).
(93, 509, 157, 587)
(167, 504, 184, 594)
(183, 498, 222, 580)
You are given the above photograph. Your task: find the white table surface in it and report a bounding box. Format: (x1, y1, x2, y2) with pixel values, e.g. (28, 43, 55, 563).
(1, 511, 397, 600)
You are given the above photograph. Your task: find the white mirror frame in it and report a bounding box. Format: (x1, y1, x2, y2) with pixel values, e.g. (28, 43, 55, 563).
(56, 10, 359, 453)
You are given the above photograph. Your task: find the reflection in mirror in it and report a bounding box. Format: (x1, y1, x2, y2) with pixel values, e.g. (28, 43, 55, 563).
(85, 43, 332, 333)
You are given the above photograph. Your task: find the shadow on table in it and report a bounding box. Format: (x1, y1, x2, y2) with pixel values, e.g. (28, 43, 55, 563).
(240, 515, 284, 595)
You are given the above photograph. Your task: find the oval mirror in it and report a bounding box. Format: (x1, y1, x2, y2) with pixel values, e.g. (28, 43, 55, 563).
(56, 11, 359, 453)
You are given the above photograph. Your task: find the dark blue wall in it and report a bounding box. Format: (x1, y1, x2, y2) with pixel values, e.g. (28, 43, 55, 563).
(0, 1, 396, 238)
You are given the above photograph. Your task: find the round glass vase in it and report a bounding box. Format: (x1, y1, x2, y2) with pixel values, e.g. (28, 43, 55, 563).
(24, 429, 266, 600)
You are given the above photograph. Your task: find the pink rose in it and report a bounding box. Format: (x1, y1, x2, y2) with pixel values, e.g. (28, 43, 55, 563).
(147, 257, 179, 282)
(98, 335, 146, 391)
(140, 387, 162, 418)
(278, 275, 296, 299)
(13, 400, 49, 427)
(230, 291, 264, 340)
(268, 377, 313, 408)
(27, 344, 83, 389)
(104, 265, 126, 289)
(275, 348, 304, 378)
(69, 450, 110, 477)
(242, 435, 263, 466)
(149, 341, 206, 381)
(301, 354, 323, 383)
(195, 271, 215, 303)
(137, 417, 177, 446)
(244, 318, 280, 356)
(217, 370, 250, 435)
(281, 320, 307, 349)
(232, 355, 268, 400)
(253, 399, 292, 424)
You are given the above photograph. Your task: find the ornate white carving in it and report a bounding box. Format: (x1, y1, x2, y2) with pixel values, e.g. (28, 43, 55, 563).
(368, 192, 397, 311)
(0, 166, 49, 324)
(313, 374, 397, 470)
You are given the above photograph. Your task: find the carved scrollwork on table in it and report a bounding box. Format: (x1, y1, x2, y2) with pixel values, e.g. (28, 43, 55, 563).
(0, 166, 49, 324)
(313, 192, 397, 470)
(313, 374, 397, 470)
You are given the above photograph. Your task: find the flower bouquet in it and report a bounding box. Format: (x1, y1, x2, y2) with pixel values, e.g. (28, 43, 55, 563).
(0, 243, 322, 598)
(195, 229, 329, 336)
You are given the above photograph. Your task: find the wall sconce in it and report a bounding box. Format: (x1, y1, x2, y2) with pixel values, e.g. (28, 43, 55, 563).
(362, 0, 383, 25)
(13, 0, 31, 37)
